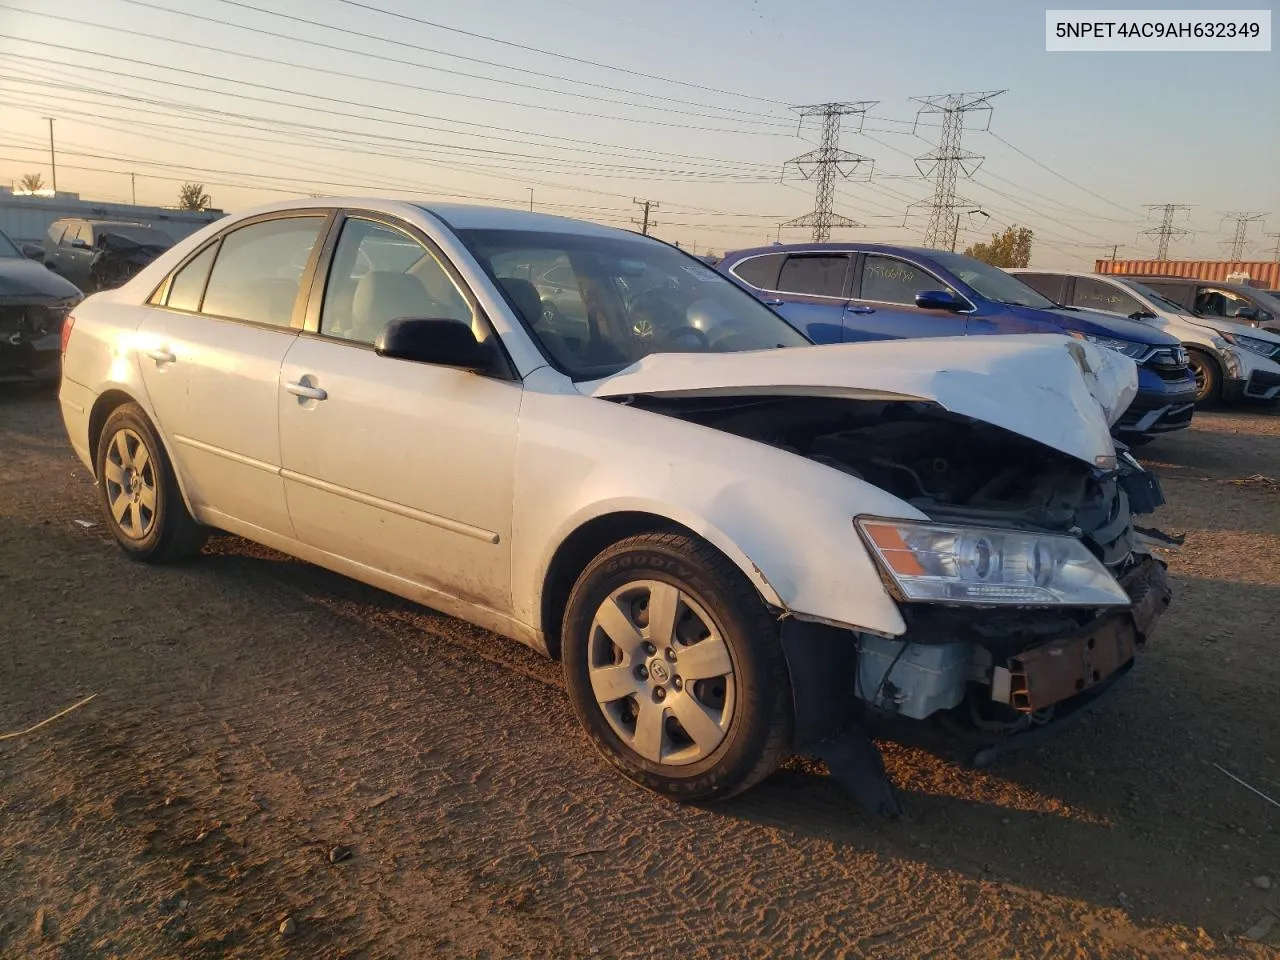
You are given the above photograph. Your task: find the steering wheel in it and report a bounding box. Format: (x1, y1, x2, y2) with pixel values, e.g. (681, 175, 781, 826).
(659, 325, 710, 349)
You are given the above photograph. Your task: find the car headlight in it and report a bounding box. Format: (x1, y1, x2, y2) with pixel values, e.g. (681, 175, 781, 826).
(1209, 335, 1231, 351)
(1068, 331, 1154, 362)
(857, 518, 1131, 607)
(1218, 330, 1279, 359)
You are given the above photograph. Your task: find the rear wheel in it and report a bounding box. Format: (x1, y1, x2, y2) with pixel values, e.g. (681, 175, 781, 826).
(1187, 348, 1222, 406)
(561, 532, 792, 801)
(95, 404, 208, 562)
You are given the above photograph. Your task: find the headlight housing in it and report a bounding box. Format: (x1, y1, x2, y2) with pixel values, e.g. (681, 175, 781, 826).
(1218, 330, 1280, 359)
(857, 518, 1131, 607)
(1068, 331, 1154, 362)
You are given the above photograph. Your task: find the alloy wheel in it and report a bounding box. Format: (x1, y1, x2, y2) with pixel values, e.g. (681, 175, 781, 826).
(102, 428, 158, 540)
(587, 580, 735, 766)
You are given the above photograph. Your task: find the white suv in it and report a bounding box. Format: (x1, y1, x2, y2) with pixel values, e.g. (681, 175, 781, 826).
(1012, 269, 1280, 406)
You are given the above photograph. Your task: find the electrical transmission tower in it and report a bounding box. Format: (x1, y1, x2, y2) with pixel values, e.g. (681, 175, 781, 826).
(1220, 211, 1268, 260)
(911, 90, 1004, 249)
(780, 101, 875, 242)
(631, 198, 659, 236)
(1140, 204, 1193, 260)
(1266, 232, 1280, 261)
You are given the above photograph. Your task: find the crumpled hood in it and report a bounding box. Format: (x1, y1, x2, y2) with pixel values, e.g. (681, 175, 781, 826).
(579, 334, 1137, 467)
(0, 256, 82, 300)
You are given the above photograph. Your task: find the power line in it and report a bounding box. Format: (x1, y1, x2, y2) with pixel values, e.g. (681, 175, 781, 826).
(1141, 204, 1194, 260)
(780, 102, 875, 242)
(631, 198, 659, 235)
(323, 0, 790, 107)
(986, 130, 1139, 216)
(911, 90, 1003, 248)
(0, 5, 794, 131)
(1219, 211, 1268, 260)
(1266, 232, 1280, 261)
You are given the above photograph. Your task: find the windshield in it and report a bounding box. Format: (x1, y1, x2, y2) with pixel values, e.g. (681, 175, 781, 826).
(1115, 279, 1183, 314)
(99, 225, 173, 247)
(458, 228, 810, 378)
(0, 229, 21, 258)
(927, 251, 1057, 309)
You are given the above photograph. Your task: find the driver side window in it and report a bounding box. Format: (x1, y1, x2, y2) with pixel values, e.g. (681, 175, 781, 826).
(1196, 287, 1253, 319)
(320, 218, 472, 345)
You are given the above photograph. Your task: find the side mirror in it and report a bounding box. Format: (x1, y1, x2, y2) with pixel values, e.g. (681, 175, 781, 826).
(20, 243, 43, 261)
(374, 318, 493, 371)
(915, 289, 966, 312)
(1129, 310, 1158, 321)
(69, 237, 89, 249)
(1234, 306, 1259, 322)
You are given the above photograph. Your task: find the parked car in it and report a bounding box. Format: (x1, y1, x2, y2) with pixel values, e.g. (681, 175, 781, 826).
(1011, 269, 1280, 405)
(0, 227, 82, 384)
(42, 219, 175, 293)
(717, 244, 1197, 444)
(60, 199, 1173, 811)
(1130, 276, 1280, 335)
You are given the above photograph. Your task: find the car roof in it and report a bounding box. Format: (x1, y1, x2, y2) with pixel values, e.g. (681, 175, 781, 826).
(54, 218, 159, 229)
(720, 241, 947, 262)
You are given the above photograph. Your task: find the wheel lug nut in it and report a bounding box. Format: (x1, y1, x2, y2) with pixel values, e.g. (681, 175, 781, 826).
(635, 665, 648, 680)
(653, 686, 666, 702)
(672, 676, 682, 691)
(643, 642, 656, 656)
(664, 647, 677, 662)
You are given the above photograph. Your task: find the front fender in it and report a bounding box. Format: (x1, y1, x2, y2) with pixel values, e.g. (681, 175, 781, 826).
(511, 389, 924, 641)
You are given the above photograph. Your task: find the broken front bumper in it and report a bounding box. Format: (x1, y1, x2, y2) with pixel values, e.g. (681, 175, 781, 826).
(994, 557, 1171, 713)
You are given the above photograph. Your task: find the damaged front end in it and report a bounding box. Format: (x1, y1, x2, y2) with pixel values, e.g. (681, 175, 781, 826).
(629, 392, 1175, 811)
(86, 233, 173, 293)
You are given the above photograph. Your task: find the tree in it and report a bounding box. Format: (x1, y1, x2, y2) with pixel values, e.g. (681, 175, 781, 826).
(19, 172, 45, 193)
(178, 182, 211, 211)
(964, 225, 1034, 268)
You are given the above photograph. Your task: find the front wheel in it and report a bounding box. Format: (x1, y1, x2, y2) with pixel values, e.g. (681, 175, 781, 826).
(1187, 348, 1222, 406)
(561, 532, 792, 801)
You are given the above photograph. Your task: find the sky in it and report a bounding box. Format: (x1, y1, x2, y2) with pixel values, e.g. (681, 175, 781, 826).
(0, 0, 1276, 267)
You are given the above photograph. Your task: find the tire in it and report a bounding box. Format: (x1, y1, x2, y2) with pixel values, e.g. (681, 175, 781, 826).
(561, 532, 792, 802)
(1187, 348, 1221, 406)
(95, 403, 208, 563)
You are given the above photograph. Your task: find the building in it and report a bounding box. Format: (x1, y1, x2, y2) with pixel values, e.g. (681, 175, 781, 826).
(0, 188, 225, 247)
(1095, 258, 1280, 289)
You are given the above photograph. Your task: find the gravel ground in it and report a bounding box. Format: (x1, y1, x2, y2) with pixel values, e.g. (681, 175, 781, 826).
(1, 387, 1278, 960)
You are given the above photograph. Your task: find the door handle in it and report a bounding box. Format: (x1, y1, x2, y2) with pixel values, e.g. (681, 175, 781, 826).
(144, 347, 176, 364)
(847, 305, 876, 315)
(285, 380, 328, 401)
(761, 298, 784, 306)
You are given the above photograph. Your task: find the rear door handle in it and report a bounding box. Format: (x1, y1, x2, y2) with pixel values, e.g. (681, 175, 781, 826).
(846, 305, 876, 315)
(144, 348, 176, 364)
(285, 380, 328, 401)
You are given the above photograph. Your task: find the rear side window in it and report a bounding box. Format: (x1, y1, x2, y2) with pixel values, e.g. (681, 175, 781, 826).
(859, 255, 937, 305)
(165, 243, 219, 312)
(47, 222, 67, 244)
(1072, 278, 1144, 317)
(1017, 273, 1066, 303)
(730, 253, 785, 290)
(200, 217, 324, 327)
(777, 254, 849, 297)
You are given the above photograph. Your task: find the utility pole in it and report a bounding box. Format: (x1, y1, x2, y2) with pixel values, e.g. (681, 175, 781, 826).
(1266, 232, 1280, 261)
(949, 208, 989, 253)
(130, 172, 137, 205)
(631, 197, 658, 235)
(780, 101, 874, 242)
(44, 117, 57, 193)
(911, 91, 1003, 248)
(1220, 211, 1267, 260)
(1140, 204, 1193, 260)
(527, 188, 533, 212)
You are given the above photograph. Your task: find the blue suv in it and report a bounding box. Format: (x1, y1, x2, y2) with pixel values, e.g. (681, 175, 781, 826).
(718, 243, 1197, 442)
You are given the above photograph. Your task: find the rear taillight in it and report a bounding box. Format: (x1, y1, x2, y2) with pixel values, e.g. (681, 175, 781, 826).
(61, 315, 76, 356)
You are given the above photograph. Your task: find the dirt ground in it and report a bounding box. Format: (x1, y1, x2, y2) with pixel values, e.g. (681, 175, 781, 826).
(1, 388, 1278, 960)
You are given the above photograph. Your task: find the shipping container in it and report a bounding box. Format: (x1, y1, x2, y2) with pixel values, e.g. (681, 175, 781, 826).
(1095, 259, 1280, 289)
(0, 189, 224, 248)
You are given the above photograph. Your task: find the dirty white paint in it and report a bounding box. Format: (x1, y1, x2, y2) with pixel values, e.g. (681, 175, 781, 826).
(61, 197, 1138, 653)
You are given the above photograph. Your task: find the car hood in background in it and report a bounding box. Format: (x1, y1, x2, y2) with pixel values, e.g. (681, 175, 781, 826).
(579, 334, 1136, 468)
(1001, 302, 1181, 345)
(1180, 313, 1280, 346)
(0, 256, 83, 300)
